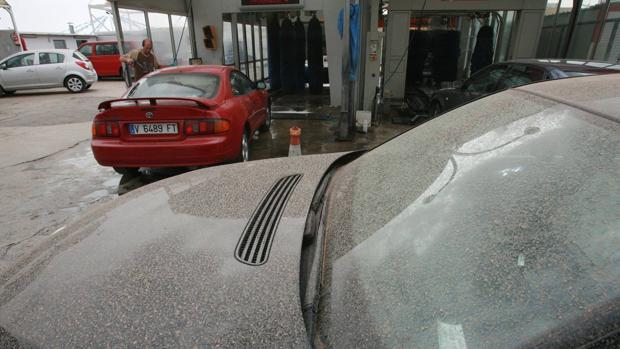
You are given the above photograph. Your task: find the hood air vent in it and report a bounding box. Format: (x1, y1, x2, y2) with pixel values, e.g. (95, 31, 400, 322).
(235, 174, 303, 266)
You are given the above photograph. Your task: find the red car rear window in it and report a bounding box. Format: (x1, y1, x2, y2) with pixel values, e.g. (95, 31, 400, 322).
(128, 73, 220, 99)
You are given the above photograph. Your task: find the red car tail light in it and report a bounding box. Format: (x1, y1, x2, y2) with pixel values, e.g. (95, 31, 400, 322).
(75, 60, 91, 71)
(92, 121, 120, 138)
(184, 119, 230, 135)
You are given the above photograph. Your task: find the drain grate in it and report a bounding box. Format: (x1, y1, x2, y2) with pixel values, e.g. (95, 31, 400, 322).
(235, 174, 303, 266)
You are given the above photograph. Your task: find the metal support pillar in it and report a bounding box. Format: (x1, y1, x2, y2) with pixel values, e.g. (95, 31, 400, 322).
(242, 17, 250, 77)
(88, 5, 97, 35)
(168, 14, 178, 64)
(186, 0, 198, 59)
(491, 12, 504, 63)
(561, 0, 583, 58)
(1, 4, 23, 52)
(231, 13, 241, 69)
(144, 10, 152, 41)
(258, 14, 265, 81)
(110, 0, 130, 86)
(251, 19, 257, 81)
(337, 0, 353, 141)
(111, 1, 125, 55)
(356, 0, 370, 111)
(589, 0, 612, 60)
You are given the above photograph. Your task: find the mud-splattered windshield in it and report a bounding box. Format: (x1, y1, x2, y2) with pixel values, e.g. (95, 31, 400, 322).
(317, 89, 620, 348)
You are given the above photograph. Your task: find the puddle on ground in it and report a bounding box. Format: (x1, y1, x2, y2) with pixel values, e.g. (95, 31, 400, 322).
(81, 189, 111, 203)
(102, 177, 119, 189)
(118, 168, 191, 196)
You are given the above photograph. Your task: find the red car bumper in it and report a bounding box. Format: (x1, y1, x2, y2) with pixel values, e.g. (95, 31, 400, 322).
(91, 134, 239, 168)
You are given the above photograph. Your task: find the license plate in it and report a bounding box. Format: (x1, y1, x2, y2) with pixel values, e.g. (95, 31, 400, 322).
(129, 123, 178, 135)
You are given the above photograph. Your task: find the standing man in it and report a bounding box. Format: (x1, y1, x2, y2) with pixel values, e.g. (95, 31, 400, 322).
(120, 38, 162, 82)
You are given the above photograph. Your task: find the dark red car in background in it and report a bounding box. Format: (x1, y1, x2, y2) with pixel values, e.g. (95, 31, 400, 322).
(78, 41, 136, 77)
(91, 65, 271, 174)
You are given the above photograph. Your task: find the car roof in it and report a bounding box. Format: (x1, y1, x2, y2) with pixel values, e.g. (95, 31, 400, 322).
(151, 65, 233, 75)
(507, 58, 620, 73)
(79, 40, 138, 46)
(34, 49, 74, 54)
(1, 49, 74, 60)
(81, 41, 117, 45)
(516, 72, 620, 121)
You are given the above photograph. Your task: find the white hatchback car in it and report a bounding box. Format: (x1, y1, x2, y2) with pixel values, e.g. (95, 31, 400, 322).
(0, 49, 98, 95)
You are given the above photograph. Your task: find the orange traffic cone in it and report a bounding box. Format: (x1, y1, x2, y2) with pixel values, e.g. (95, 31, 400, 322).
(288, 126, 301, 156)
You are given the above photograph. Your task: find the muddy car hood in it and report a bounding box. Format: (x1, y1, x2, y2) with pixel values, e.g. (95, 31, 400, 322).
(0, 153, 343, 348)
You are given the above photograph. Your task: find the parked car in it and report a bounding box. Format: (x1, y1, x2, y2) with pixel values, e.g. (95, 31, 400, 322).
(429, 59, 620, 117)
(78, 41, 136, 78)
(0, 49, 97, 94)
(91, 65, 271, 174)
(1, 74, 618, 347)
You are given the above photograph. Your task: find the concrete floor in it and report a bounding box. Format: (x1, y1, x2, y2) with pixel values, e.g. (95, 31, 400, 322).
(0, 81, 123, 273)
(0, 81, 412, 274)
(254, 89, 412, 160)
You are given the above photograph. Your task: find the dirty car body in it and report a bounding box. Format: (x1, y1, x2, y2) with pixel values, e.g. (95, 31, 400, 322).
(1, 75, 619, 348)
(91, 65, 270, 172)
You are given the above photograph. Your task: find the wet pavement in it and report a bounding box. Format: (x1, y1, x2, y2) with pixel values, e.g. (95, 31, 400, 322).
(0, 79, 125, 127)
(0, 84, 412, 274)
(259, 88, 414, 158)
(0, 81, 125, 274)
(270, 87, 335, 121)
(0, 141, 117, 273)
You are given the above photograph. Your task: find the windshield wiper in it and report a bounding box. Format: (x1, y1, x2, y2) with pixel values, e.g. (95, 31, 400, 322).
(300, 188, 329, 345)
(300, 151, 364, 346)
(126, 82, 140, 97)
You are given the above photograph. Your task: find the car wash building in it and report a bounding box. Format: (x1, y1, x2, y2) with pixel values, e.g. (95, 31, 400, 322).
(106, 0, 620, 122)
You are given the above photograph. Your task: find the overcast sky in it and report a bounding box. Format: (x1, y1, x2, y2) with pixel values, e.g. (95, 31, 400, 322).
(3, 0, 105, 33)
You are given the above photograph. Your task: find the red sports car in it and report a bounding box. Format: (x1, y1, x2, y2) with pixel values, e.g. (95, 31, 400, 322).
(91, 65, 271, 174)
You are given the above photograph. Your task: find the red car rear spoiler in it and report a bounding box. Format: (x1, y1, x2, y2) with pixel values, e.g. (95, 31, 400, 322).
(98, 97, 218, 111)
